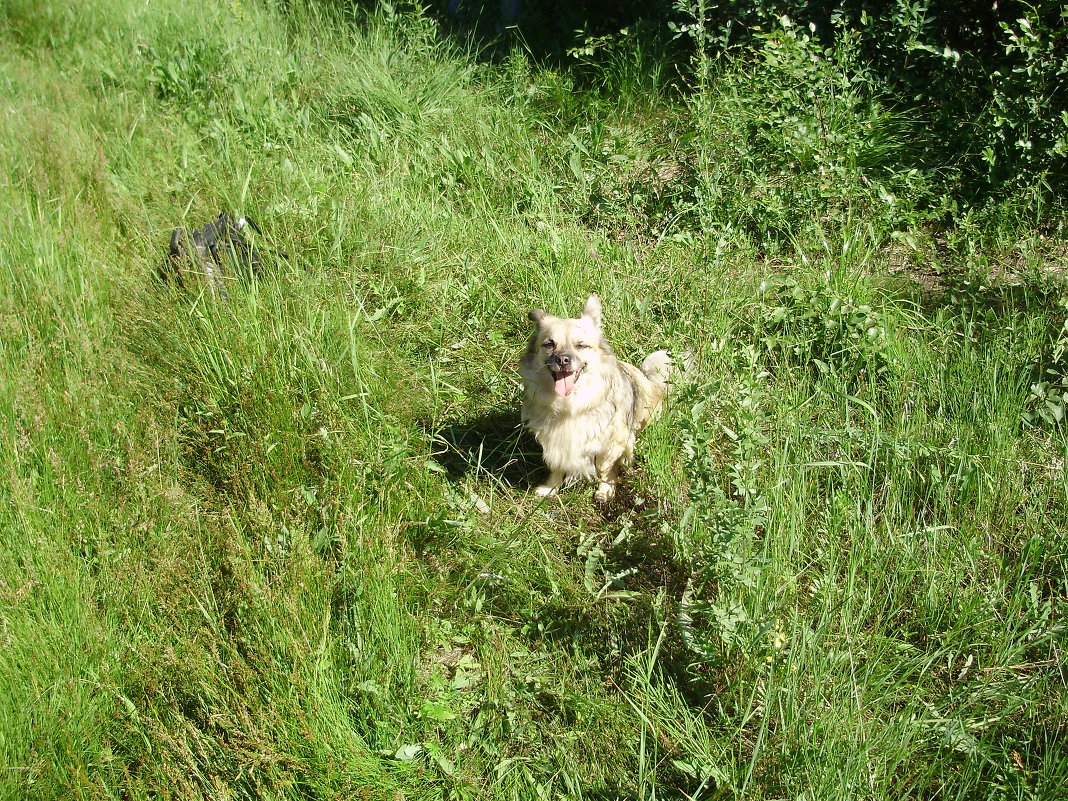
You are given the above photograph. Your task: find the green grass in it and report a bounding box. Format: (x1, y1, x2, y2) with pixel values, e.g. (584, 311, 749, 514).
(1, 1, 1066, 799)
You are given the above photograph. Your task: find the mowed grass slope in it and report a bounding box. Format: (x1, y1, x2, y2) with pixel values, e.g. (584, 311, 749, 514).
(1, 1, 1066, 799)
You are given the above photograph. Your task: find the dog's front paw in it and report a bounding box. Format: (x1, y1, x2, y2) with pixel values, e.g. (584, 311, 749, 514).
(535, 485, 558, 497)
(594, 483, 615, 503)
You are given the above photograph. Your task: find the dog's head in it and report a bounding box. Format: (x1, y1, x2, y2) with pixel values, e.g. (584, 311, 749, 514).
(522, 295, 613, 398)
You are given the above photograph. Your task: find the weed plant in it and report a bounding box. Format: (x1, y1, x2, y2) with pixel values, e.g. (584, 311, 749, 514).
(1, 1, 1066, 799)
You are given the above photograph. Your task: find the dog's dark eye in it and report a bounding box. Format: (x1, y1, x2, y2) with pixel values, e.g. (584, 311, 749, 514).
(575, 342, 590, 350)
(543, 339, 555, 349)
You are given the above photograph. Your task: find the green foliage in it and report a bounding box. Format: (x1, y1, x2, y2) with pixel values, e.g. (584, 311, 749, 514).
(143, 37, 226, 104)
(689, 13, 929, 248)
(984, 9, 1068, 192)
(673, 0, 1068, 202)
(759, 273, 890, 381)
(1024, 297, 1068, 426)
(672, 361, 777, 667)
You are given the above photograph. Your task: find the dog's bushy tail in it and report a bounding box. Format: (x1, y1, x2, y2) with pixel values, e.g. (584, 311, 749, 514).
(641, 349, 693, 393)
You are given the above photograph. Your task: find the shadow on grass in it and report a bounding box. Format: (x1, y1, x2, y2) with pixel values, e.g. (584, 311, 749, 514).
(426, 408, 543, 489)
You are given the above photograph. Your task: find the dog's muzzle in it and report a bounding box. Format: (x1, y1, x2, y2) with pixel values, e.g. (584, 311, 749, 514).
(548, 353, 582, 397)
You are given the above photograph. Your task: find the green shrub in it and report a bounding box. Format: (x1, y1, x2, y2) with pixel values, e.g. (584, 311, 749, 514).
(1024, 298, 1068, 426)
(675, 0, 1068, 204)
(758, 274, 890, 381)
(687, 13, 930, 248)
(984, 9, 1068, 193)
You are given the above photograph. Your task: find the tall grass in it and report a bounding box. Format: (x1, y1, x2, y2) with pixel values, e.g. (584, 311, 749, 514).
(1, 1, 1065, 799)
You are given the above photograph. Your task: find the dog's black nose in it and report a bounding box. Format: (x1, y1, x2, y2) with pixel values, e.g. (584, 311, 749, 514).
(553, 354, 571, 369)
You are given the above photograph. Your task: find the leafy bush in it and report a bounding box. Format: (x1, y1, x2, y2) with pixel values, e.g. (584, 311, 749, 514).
(983, 9, 1068, 193)
(758, 274, 891, 381)
(687, 13, 930, 247)
(675, 0, 1068, 201)
(671, 354, 779, 667)
(142, 36, 229, 106)
(1024, 298, 1068, 426)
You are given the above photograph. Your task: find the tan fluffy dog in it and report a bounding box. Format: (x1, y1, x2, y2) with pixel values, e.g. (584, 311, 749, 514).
(520, 295, 676, 502)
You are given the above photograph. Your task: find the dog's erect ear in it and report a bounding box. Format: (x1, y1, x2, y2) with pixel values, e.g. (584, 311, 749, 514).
(580, 295, 603, 328)
(528, 309, 547, 324)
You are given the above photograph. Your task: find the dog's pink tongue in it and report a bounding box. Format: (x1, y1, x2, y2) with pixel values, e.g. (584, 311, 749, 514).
(554, 371, 577, 397)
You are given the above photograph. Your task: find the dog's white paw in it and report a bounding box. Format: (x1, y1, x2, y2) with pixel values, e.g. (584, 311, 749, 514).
(535, 485, 557, 497)
(594, 483, 615, 503)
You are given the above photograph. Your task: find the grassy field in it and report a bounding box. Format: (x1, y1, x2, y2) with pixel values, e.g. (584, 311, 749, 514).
(1, 1, 1066, 798)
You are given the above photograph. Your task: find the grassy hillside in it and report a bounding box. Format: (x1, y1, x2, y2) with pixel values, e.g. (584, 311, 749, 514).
(1, 1, 1065, 798)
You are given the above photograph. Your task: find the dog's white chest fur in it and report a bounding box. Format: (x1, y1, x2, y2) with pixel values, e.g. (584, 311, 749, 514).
(522, 381, 623, 481)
